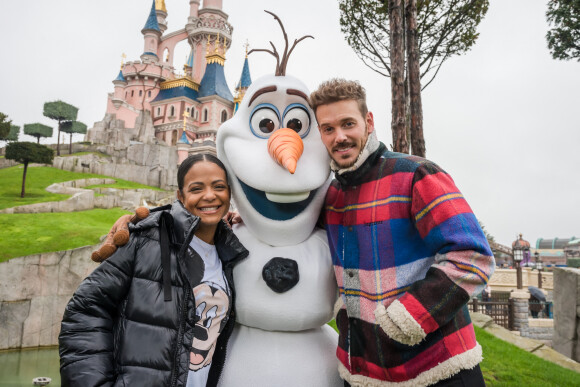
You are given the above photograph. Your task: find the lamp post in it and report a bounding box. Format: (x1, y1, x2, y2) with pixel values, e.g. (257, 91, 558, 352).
(535, 251, 543, 289)
(512, 234, 529, 290)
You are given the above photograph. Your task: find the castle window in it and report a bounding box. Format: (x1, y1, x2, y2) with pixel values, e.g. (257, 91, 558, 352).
(139, 90, 143, 97)
(220, 110, 228, 123)
(203, 108, 208, 122)
(131, 90, 134, 97)
(157, 107, 161, 116)
(190, 108, 195, 118)
(170, 106, 175, 117)
(148, 90, 151, 98)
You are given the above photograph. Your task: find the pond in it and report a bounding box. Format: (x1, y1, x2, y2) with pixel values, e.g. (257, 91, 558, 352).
(0, 347, 60, 387)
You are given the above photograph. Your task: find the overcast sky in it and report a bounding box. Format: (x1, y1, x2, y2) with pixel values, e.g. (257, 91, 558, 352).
(1, 0, 578, 247)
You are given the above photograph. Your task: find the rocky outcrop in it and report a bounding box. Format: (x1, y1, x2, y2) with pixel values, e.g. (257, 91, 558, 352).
(0, 245, 99, 350)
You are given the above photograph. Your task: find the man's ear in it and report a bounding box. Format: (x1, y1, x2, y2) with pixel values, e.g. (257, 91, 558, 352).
(366, 112, 375, 134)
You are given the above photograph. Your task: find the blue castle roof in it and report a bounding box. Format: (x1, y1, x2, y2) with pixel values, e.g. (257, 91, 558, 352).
(142, 0, 160, 32)
(238, 57, 252, 89)
(177, 131, 190, 144)
(114, 69, 126, 82)
(151, 86, 199, 102)
(186, 50, 195, 68)
(198, 62, 234, 101)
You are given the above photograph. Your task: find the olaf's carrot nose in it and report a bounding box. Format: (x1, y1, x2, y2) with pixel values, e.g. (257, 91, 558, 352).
(267, 128, 304, 174)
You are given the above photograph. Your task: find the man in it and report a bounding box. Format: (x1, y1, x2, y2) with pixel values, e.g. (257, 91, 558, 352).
(309, 78, 494, 387)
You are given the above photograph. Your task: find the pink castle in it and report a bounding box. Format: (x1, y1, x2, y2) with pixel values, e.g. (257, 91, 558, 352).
(86, 0, 252, 164)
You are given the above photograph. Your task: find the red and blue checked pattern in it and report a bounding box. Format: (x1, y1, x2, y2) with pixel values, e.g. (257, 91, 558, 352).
(325, 144, 494, 384)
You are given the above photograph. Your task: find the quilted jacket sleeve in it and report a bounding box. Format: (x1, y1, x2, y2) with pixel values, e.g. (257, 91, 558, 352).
(375, 162, 495, 346)
(59, 235, 139, 387)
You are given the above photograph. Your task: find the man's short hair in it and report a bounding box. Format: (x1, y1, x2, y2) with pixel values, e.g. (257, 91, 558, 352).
(309, 78, 368, 118)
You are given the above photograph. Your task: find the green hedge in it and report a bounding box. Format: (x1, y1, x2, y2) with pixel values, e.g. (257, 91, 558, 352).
(6, 125, 19, 142)
(567, 257, 580, 268)
(43, 100, 78, 121)
(5, 142, 54, 165)
(61, 121, 87, 134)
(24, 123, 53, 139)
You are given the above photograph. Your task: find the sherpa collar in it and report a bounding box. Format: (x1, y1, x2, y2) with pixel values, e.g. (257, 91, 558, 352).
(331, 131, 380, 175)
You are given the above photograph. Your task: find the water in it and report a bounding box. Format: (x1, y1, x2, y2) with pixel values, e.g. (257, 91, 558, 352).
(0, 347, 60, 387)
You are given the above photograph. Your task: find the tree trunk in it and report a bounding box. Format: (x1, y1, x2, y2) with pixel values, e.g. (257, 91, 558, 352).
(21, 161, 28, 198)
(406, 0, 426, 157)
(69, 133, 73, 154)
(389, 0, 408, 153)
(56, 119, 61, 156)
(36, 136, 40, 144)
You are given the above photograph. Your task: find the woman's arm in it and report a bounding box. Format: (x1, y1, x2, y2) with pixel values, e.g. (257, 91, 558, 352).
(59, 235, 139, 387)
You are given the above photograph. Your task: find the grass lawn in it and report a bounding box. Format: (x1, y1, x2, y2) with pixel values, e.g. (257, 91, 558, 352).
(0, 166, 163, 210)
(476, 326, 579, 386)
(0, 208, 131, 262)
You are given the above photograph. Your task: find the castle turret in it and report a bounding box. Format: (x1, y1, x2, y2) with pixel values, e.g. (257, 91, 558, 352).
(155, 0, 168, 34)
(190, 0, 200, 17)
(141, 0, 162, 63)
(234, 44, 252, 112)
(112, 67, 127, 109)
(186, 0, 232, 83)
(203, 0, 223, 9)
(198, 35, 233, 102)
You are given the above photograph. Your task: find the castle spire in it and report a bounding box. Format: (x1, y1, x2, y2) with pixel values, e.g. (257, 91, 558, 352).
(155, 0, 167, 13)
(142, 0, 161, 33)
(155, 0, 168, 34)
(141, 0, 162, 63)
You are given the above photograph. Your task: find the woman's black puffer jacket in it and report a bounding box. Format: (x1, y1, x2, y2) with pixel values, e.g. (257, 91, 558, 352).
(59, 201, 248, 386)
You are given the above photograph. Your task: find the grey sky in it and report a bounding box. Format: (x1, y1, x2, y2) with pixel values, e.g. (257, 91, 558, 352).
(1, 0, 578, 246)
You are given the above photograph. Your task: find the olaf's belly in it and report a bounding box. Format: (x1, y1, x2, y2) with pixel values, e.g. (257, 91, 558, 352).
(232, 224, 337, 331)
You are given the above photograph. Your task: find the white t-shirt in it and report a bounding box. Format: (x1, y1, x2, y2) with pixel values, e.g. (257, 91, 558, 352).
(186, 236, 231, 387)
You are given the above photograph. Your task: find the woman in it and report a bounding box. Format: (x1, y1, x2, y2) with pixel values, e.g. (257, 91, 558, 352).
(59, 153, 248, 387)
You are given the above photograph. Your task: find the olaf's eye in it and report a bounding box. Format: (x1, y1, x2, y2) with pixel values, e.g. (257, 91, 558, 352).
(282, 105, 311, 138)
(250, 104, 281, 138)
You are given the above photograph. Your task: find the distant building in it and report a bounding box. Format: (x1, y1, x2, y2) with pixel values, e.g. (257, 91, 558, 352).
(86, 0, 251, 163)
(535, 237, 578, 266)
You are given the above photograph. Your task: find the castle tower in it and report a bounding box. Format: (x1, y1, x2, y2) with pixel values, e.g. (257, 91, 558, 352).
(111, 66, 127, 109)
(185, 0, 232, 84)
(155, 0, 168, 34)
(87, 0, 251, 161)
(141, 0, 162, 63)
(234, 43, 252, 113)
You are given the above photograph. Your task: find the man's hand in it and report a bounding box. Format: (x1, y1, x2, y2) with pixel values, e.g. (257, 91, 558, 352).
(223, 211, 242, 228)
(91, 207, 150, 262)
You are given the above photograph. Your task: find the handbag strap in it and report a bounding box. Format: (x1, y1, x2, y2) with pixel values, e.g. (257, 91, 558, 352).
(159, 213, 172, 302)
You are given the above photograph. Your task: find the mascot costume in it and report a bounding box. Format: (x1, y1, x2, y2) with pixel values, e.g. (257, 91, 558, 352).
(215, 11, 340, 386)
(91, 11, 341, 386)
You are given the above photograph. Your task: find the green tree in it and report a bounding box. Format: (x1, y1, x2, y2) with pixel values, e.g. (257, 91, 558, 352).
(60, 121, 87, 154)
(546, 0, 580, 61)
(0, 112, 12, 140)
(24, 123, 53, 144)
(43, 101, 79, 156)
(6, 125, 20, 142)
(5, 142, 54, 198)
(339, 0, 489, 156)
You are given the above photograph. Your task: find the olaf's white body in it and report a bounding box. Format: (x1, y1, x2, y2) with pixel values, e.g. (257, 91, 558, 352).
(216, 74, 341, 386)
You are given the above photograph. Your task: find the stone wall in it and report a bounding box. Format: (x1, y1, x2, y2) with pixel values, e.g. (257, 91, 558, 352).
(489, 267, 553, 293)
(552, 267, 580, 362)
(0, 178, 174, 214)
(0, 245, 99, 350)
(526, 318, 554, 346)
(52, 143, 178, 191)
